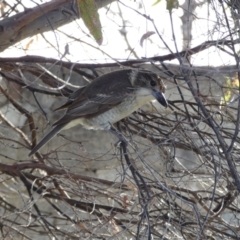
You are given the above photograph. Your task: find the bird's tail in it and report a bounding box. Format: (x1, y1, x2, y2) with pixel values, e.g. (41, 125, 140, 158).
(28, 123, 67, 156)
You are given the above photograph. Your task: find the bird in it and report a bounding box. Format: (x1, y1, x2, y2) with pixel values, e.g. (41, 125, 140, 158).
(29, 69, 168, 156)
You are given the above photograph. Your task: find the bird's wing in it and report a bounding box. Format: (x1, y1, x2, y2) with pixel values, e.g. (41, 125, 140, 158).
(53, 70, 135, 126)
(54, 87, 86, 111)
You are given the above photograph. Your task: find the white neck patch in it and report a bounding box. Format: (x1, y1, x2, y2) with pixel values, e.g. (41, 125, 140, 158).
(129, 70, 139, 86)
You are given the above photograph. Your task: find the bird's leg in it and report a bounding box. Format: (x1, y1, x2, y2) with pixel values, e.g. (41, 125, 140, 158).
(109, 125, 128, 147)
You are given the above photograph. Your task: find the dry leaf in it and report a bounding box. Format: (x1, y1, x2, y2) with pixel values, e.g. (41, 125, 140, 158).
(140, 31, 155, 47)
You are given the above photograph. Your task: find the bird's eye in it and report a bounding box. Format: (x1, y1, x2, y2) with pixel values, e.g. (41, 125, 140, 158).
(150, 80, 156, 87)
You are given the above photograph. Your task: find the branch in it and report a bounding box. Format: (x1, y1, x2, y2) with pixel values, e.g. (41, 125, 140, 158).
(0, 39, 239, 68)
(0, 0, 114, 52)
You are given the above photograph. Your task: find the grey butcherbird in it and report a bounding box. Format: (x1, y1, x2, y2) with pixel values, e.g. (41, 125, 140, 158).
(29, 69, 168, 156)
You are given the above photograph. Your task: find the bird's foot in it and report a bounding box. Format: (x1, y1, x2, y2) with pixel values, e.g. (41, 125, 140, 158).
(109, 127, 128, 147)
(114, 138, 128, 148)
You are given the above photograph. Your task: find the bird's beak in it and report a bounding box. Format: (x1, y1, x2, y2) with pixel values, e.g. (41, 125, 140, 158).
(152, 90, 168, 108)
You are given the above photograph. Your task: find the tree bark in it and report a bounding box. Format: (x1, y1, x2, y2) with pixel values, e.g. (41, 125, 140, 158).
(0, 0, 114, 52)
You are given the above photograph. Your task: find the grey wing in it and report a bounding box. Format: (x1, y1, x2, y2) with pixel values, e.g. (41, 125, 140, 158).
(54, 87, 86, 111)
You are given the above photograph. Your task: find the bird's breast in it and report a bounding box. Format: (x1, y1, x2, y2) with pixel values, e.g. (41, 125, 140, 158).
(82, 88, 155, 130)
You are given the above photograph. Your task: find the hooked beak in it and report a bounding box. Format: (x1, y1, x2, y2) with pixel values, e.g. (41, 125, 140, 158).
(152, 90, 168, 108)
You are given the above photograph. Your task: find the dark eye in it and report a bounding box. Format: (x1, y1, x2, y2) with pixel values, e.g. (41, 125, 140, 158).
(150, 80, 156, 87)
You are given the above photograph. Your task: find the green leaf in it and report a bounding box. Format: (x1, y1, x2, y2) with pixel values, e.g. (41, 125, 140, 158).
(152, 0, 162, 6)
(222, 75, 239, 104)
(166, 0, 179, 12)
(77, 0, 103, 45)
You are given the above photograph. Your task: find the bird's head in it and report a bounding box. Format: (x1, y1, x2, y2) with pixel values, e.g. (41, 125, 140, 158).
(129, 70, 168, 108)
